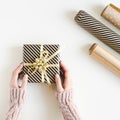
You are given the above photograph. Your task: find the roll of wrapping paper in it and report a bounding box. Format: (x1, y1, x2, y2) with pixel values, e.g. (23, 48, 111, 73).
(101, 3, 120, 29)
(74, 10, 120, 54)
(89, 43, 120, 75)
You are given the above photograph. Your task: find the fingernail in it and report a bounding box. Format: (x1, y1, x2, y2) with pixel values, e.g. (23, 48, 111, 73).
(20, 62, 23, 65)
(55, 74, 59, 78)
(24, 74, 28, 79)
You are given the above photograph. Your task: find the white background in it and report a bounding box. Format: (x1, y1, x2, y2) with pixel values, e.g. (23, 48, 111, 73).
(0, 0, 120, 120)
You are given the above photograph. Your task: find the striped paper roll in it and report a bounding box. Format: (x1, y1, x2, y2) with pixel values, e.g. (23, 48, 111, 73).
(101, 3, 120, 29)
(74, 10, 120, 54)
(23, 44, 60, 84)
(89, 43, 120, 76)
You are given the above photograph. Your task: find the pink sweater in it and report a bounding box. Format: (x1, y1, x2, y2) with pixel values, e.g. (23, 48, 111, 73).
(6, 88, 80, 120)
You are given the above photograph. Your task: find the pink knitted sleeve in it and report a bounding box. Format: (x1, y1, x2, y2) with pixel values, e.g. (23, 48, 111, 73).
(5, 88, 26, 120)
(56, 89, 80, 120)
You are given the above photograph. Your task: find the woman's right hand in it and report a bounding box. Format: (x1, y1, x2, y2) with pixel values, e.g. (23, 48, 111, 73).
(55, 61, 72, 92)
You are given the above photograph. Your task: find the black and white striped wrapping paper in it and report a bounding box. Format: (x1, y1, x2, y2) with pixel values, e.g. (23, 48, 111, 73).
(23, 44, 60, 84)
(74, 10, 120, 54)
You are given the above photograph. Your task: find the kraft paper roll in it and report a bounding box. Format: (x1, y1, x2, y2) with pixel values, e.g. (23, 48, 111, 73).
(101, 3, 120, 29)
(74, 10, 120, 54)
(89, 43, 120, 75)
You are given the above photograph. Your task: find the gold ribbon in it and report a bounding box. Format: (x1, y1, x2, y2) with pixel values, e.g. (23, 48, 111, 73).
(24, 45, 59, 84)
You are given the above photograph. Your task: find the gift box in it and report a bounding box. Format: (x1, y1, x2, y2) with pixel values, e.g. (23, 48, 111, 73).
(23, 44, 60, 84)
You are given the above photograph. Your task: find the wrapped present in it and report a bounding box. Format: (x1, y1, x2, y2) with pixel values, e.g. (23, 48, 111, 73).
(23, 44, 60, 84)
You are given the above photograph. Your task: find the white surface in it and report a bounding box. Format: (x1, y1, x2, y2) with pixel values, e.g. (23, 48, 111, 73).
(0, 0, 120, 120)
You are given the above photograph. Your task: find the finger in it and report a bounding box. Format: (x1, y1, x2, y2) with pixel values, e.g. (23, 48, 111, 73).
(12, 63, 23, 81)
(21, 74, 28, 89)
(11, 63, 23, 88)
(14, 63, 23, 75)
(55, 74, 64, 92)
(60, 61, 72, 89)
(60, 61, 70, 81)
(60, 61, 68, 73)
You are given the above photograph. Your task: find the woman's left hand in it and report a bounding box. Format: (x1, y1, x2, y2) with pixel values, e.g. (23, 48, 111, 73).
(10, 63, 28, 89)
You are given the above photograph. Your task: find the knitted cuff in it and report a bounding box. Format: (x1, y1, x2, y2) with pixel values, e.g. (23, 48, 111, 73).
(56, 89, 73, 105)
(10, 88, 26, 106)
(5, 88, 26, 120)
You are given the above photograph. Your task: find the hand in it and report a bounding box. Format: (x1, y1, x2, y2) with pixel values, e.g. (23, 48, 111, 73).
(55, 61, 72, 92)
(10, 63, 28, 89)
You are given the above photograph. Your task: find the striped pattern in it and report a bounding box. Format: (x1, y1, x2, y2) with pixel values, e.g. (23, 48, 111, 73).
(23, 44, 60, 84)
(74, 10, 120, 54)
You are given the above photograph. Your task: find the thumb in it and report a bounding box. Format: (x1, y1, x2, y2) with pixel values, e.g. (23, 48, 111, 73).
(55, 74, 64, 92)
(21, 74, 28, 89)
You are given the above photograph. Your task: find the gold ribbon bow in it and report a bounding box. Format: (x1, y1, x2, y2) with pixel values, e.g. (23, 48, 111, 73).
(24, 45, 59, 84)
